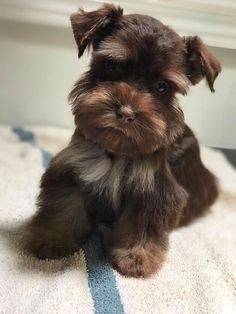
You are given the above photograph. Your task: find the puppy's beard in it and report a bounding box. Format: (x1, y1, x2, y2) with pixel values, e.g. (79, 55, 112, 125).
(81, 127, 161, 156)
(72, 83, 184, 156)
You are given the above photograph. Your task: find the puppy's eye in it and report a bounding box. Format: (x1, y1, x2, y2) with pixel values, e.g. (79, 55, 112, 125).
(155, 81, 169, 94)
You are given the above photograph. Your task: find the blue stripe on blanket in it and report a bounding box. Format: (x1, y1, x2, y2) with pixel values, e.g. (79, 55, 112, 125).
(12, 127, 51, 168)
(12, 127, 124, 314)
(83, 232, 124, 314)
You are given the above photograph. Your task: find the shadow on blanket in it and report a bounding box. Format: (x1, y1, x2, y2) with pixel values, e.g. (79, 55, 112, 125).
(0, 221, 108, 275)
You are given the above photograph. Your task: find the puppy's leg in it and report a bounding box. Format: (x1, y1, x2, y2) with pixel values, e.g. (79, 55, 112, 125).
(24, 150, 92, 259)
(104, 167, 188, 278)
(168, 125, 219, 226)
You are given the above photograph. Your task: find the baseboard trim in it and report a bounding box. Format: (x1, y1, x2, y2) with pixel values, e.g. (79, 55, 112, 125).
(0, 0, 236, 50)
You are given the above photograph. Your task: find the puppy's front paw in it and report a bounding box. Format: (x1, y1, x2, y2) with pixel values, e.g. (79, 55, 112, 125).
(24, 227, 77, 260)
(108, 245, 166, 278)
(26, 240, 76, 260)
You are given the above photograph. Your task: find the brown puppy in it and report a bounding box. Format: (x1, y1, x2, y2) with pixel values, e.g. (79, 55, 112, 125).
(24, 4, 221, 278)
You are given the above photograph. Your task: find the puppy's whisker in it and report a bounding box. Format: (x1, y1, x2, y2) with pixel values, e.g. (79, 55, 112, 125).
(134, 120, 158, 134)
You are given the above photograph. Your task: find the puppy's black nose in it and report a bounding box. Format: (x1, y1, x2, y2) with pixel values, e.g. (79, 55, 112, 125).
(116, 107, 135, 123)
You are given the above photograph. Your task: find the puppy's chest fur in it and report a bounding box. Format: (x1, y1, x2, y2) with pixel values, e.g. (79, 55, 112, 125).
(67, 139, 159, 210)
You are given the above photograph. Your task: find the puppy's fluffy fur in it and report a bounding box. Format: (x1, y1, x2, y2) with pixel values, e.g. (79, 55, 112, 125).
(24, 4, 221, 278)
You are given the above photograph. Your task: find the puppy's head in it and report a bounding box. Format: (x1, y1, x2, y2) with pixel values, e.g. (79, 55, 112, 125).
(69, 4, 221, 156)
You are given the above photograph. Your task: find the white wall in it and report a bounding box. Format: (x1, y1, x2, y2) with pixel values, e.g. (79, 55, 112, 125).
(0, 20, 81, 129)
(0, 0, 236, 148)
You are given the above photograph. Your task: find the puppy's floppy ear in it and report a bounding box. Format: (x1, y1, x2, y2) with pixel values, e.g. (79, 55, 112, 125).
(70, 4, 123, 58)
(183, 36, 221, 92)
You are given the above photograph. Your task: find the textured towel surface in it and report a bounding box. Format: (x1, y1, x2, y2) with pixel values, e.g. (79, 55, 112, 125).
(0, 126, 236, 314)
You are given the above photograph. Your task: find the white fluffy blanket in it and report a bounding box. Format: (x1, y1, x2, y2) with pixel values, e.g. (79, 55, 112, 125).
(0, 126, 236, 314)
